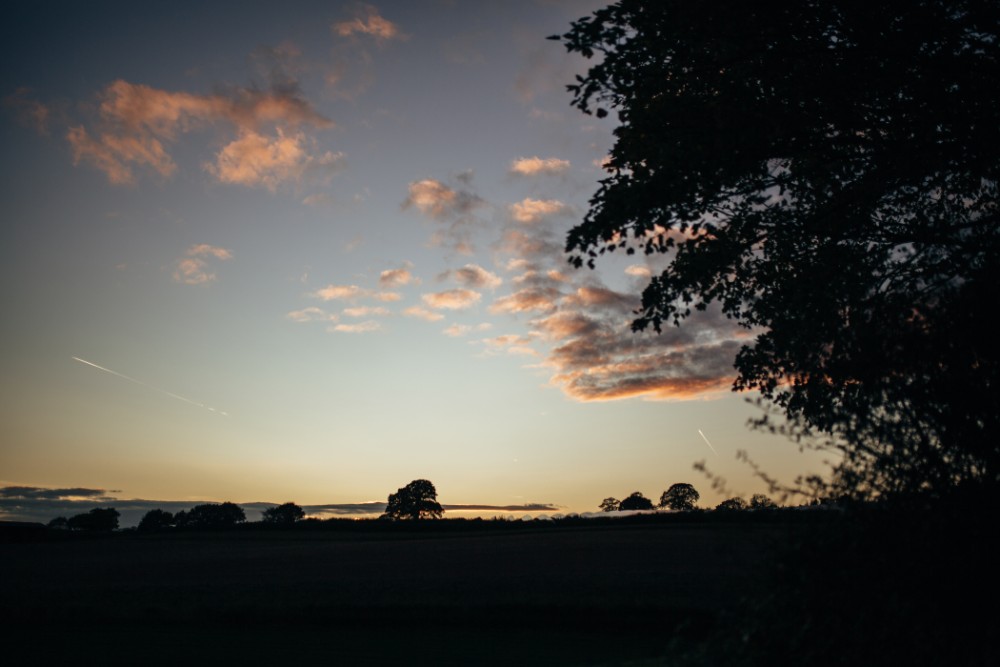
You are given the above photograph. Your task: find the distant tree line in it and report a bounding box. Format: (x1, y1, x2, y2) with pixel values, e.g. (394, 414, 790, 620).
(599, 484, 779, 513)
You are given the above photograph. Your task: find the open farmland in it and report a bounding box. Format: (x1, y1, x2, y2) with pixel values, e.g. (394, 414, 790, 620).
(1, 519, 789, 665)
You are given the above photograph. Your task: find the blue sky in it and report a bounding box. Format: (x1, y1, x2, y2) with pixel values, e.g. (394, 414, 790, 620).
(0, 1, 830, 523)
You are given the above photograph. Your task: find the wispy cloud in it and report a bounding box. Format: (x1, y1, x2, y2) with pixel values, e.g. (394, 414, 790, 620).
(342, 306, 389, 318)
(403, 306, 445, 322)
(443, 323, 492, 337)
(332, 320, 381, 333)
(379, 264, 417, 288)
(206, 130, 345, 191)
(286, 307, 336, 323)
(442, 264, 502, 290)
(490, 287, 561, 315)
(422, 289, 481, 310)
(172, 243, 233, 285)
(509, 156, 570, 176)
(4, 87, 51, 135)
(314, 284, 367, 301)
(403, 178, 486, 254)
(510, 198, 570, 224)
(332, 4, 404, 43)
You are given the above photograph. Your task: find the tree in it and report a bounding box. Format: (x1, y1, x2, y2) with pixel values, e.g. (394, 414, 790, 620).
(599, 497, 621, 512)
(67, 507, 119, 532)
(137, 509, 174, 532)
(618, 491, 654, 510)
(382, 479, 443, 520)
(553, 1, 1000, 497)
(660, 483, 700, 511)
(174, 502, 246, 528)
(749, 494, 778, 511)
(261, 502, 305, 525)
(46, 516, 69, 530)
(715, 497, 748, 512)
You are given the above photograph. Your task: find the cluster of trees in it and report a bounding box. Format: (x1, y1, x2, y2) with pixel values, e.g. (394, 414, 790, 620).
(46, 507, 120, 532)
(714, 494, 778, 512)
(600, 483, 701, 512)
(136, 502, 305, 531)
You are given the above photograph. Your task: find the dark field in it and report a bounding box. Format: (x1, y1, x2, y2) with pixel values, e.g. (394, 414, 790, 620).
(1, 519, 790, 665)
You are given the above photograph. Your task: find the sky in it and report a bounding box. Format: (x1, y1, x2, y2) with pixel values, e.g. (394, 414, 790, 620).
(0, 1, 831, 525)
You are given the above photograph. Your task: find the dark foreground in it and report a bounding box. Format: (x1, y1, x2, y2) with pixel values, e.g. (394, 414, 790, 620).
(2, 518, 782, 665)
(2, 511, 996, 665)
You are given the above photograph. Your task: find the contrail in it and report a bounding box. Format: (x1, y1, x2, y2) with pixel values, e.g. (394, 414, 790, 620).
(698, 429, 719, 457)
(72, 356, 228, 416)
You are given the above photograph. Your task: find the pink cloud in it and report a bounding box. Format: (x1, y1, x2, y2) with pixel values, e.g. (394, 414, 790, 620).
(509, 198, 569, 224)
(403, 306, 444, 322)
(333, 4, 403, 42)
(171, 243, 233, 285)
(509, 156, 570, 176)
(422, 289, 481, 310)
(490, 287, 561, 315)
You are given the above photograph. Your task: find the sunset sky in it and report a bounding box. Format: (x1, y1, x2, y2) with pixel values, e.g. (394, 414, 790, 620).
(1, 1, 830, 524)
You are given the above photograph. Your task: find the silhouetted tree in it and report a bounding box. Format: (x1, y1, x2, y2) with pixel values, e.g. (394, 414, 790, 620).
(67, 507, 119, 532)
(553, 1, 1000, 497)
(174, 502, 245, 528)
(660, 483, 700, 511)
(46, 516, 69, 530)
(382, 479, 443, 520)
(715, 497, 748, 512)
(618, 491, 654, 511)
(599, 497, 621, 512)
(261, 502, 305, 525)
(137, 509, 174, 532)
(749, 494, 778, 510)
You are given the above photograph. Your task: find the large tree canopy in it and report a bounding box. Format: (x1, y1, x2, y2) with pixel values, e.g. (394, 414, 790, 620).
(555, 0, 1000, 495)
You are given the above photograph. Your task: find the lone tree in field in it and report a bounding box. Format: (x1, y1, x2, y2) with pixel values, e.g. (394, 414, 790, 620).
(618, 491, 654, 511)
(261, 502, 305, 525)
(599, 497, 621, 512)
(660, 483, 700, 511)
(382, 479, 443, 520)
(553, 0, 1000, 498)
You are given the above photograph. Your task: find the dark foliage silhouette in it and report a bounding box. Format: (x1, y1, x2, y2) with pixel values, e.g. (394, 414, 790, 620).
(618, 491, 654, 511)
(599, 497, 621, 512)
(261, 502, 305, 525)
(714, 497, 748, 512)
(660, 483, 700, 511)
(137, 509, 174, 532)
(46, 516, 69, 530)
(174, 502, 245, 528)
(382, 479, 443, 520)
(749, 494, 777, 511)
(67, 507, 119, 532)
(553, 0, 1000, 497)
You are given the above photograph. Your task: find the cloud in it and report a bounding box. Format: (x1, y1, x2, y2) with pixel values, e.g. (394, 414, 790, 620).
(342, 306, 389, 317)
(490, 287, 561, 315)
(332, 4, 403, 42)
(314, 284, 367, 301)
(442, 503, 558, 512)
(443, 264, 502, 290)
(0, 486, 114, 501)
(422, 289, 481, 310)
(333, 320, 381, 333)
(205, 130, 345, 191)
(510, 198, 570, 224)
(625, 265, 653, 278)
(286, 307, 336, 323)
(443, 323, 491, 337)
(403, 306, 444, 322)
(373, 291, 402, 302)
(403, 178, 486, 253)
(379, 266, 417, 288)
(509, 156, 570, 176)
(172, 243, 233, 285)
(68, 79, 335, 188)
(4, 88, 51, 135)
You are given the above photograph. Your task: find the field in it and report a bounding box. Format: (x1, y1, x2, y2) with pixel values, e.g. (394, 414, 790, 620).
(1, 518, 792, 665)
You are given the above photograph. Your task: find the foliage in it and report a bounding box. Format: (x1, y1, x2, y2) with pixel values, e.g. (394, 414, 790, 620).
(714, 497, 748, 512)
(137, 509, 174, 532)
(749, 494, 778, 511)
(67, 507, 119, 532)
(618, 491, 654, 510)
(553, 0, 1000, 497)
(599, 496, 621, 512)
(382, 479, 444, 520)
(174, 502, 246, 528)
(660, 483, 700, 511)
(261, 502, 305, 525)
(46, 516, 69, 530)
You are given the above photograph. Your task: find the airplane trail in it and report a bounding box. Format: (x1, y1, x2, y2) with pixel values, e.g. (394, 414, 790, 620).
(71, 356, 228, 416)
(698, 429, 719, 457)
